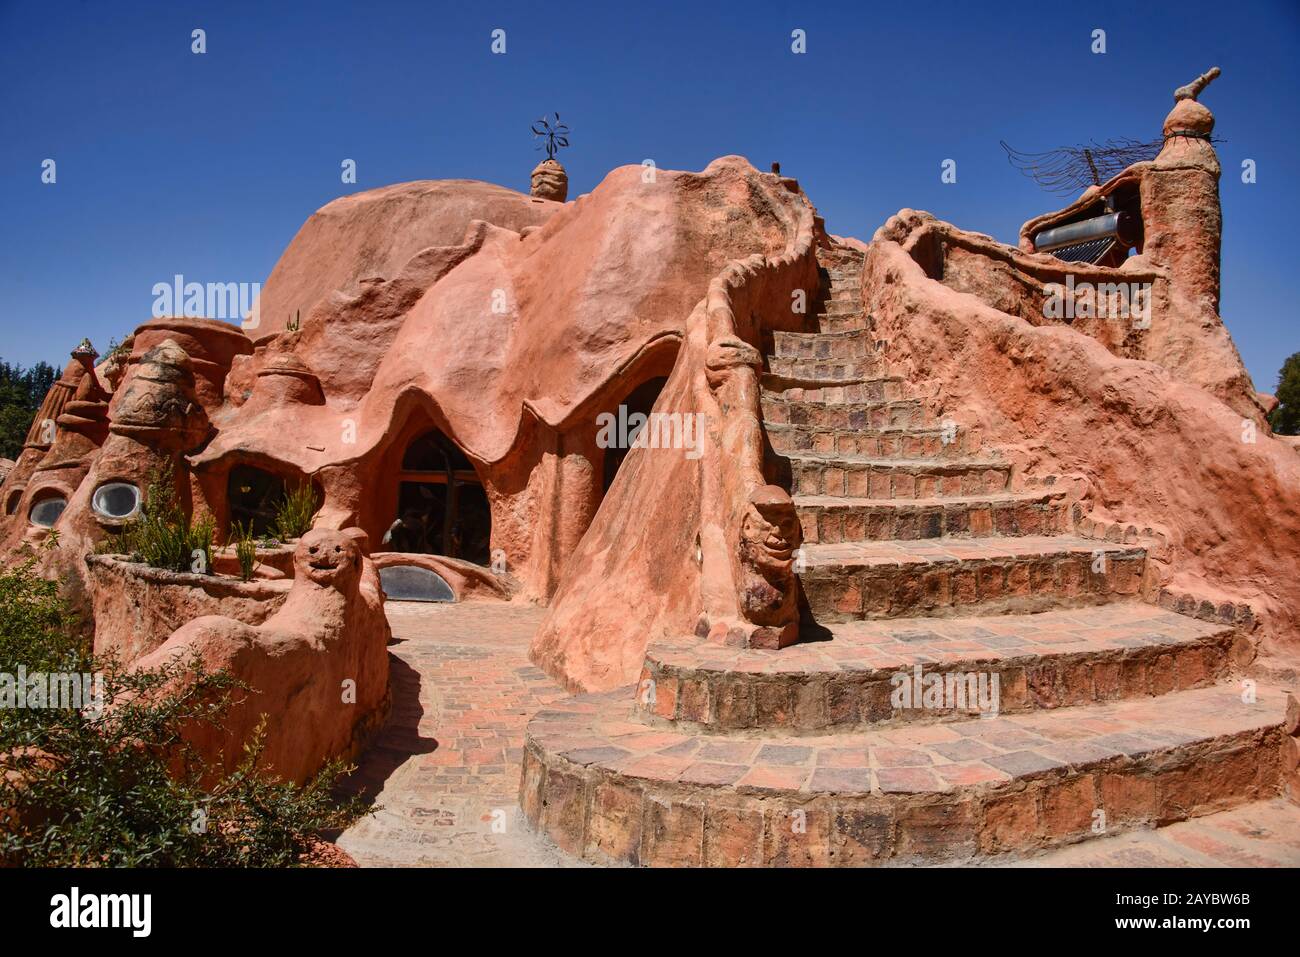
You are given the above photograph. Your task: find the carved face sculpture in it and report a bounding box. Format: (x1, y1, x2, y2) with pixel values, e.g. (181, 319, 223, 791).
(294, 528, 360, 588)
(740, 489, 801, 580)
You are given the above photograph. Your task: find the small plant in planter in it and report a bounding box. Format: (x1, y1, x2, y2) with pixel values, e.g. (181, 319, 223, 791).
(231, 521, 259, 583)
(272, 482, 320, 542)
(118, 465, 215, 574)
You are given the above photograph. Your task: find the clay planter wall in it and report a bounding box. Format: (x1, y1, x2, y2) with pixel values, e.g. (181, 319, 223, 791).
(84, 554, 290, 664)
(211, 542, 297, 580)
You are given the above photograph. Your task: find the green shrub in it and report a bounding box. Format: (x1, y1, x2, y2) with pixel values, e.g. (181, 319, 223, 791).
(117, 465, 214, 574)
(0, 556, 372, 867)
(272, 482, 319, 541)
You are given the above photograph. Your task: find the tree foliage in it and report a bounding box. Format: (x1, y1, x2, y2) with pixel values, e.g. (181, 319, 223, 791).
(0, 359, 57, 460)
(1269, 351, 1300, 436)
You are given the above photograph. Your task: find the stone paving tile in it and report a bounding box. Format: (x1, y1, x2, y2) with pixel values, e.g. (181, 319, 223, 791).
(647, 603, 1232, 676)
(1011, 799, 1300, 868)
(337, 599, 1296, 869)
(336, 601, 584, 867)
(530, 681, 1287, 799)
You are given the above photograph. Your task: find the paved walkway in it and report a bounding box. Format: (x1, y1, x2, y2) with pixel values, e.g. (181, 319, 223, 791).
(337, 601, 584, 867)
(338, 600, 1300, 868)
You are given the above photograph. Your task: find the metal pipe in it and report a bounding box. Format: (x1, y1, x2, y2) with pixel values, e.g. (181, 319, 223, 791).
(1034, 211, 1138, 254)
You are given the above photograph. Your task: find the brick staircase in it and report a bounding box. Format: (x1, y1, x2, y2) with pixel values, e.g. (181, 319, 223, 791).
(520, 241, 1298, 867)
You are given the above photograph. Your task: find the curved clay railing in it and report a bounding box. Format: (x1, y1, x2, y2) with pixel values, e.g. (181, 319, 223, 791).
(689, 179, 819, 649)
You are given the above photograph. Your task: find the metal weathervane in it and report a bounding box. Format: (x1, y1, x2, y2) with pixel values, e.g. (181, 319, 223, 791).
(531, 113, 570, 161)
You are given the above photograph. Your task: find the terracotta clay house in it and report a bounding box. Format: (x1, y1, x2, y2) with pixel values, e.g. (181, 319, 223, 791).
(3, 69, 1298, 863)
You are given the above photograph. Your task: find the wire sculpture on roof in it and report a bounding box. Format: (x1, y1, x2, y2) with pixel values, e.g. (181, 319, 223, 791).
(999, 138, 1163, 196)
(531, 112, 570, 161)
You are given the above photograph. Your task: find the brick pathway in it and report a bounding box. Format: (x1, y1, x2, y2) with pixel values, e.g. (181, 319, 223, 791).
(338, 599, 1300, 868)
(336, 601, 586, 867)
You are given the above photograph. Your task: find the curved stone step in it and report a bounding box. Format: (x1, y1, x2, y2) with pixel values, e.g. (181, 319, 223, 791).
(798, 535, 1148, 621)
(761, 396, 926, 430)
(796, 490, 1069, 543)
(771, 327, 877, 360)
(767, 356, 885, 382)
(520, 681, 1289, 866)
(818, 314, 869, 334)
(768, 422, 970, 460)
(820, 299, 862, 317)
(761, 374, 904, 402)
(633, 604, 1246, 733)
(784, 454, 1011, 499)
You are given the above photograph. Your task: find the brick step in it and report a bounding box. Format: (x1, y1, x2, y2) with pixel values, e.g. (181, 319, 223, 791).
(761, 376, 906, 404)
(796, 490, 1070, 544)
(785, 454, 1011, 499)
(635, 604, 1246, 733)
(768, 422, 970, 459)
(771, 327, 877, 360)
(818, 314, 868, 334)
(766, 356, 886, 382)
(520, 681, 1290, 866)
(799, 536, 1148, 622)
(820, 299, 862, 317)
(827, 267, 863, 281)
(761, 396, 927, 430)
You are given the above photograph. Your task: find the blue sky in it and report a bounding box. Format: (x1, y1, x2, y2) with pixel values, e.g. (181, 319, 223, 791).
(1, 0, 1296, 390)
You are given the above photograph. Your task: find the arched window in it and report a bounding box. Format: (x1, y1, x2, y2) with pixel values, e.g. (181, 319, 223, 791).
(386, 429, 491, 565)
(227, 465, 286, 537)
(378, 565, 455, 602)
(602, 377, 668, 493)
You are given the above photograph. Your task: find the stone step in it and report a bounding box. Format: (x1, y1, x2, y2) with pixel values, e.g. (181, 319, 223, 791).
(1015, 798, 1300, 867)
(798, 536, 1148, 622)
(795, 490, 1071, 544)
(766, 356, 886, 383)
(771, 327, 877, 360)
(520, 680, 1290, 866)
(761, 396, 927, 430)
(818, 314, 868, 334)
(821, 299, 862, 317)
(768, 422, 970, 460)
(635, 604, 1246, 733)
(761, 376, 906, 404)
(784, 454, 1011, 499)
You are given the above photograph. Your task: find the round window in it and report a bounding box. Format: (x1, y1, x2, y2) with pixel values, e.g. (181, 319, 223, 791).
(92, 482, 141, 520)
(29, 495, 67, 528)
